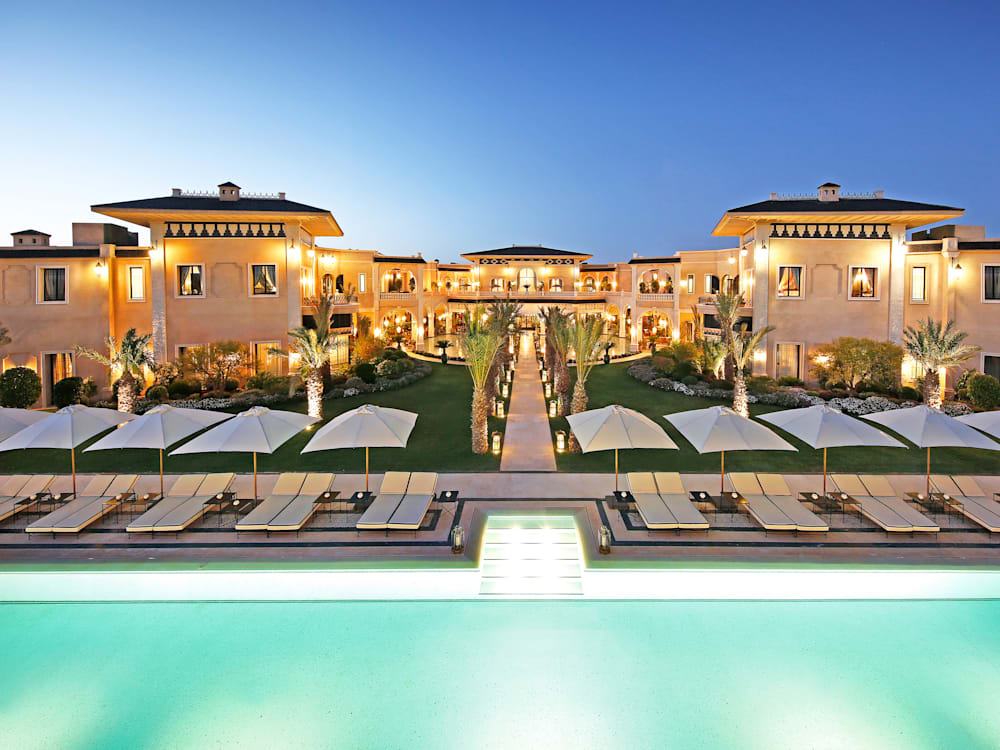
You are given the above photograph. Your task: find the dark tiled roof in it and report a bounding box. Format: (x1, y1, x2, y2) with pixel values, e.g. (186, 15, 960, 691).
(464, 246, 588, 257)
(217, 181, 241, 188)
(958, 241, 1000, 250)
(437, 263, 471, 270)
(374, 255, 426, 264)
(90, 195, 330, 214)
(818, 182, 841, 188)
(114, 248, 150, 258)
(581, 264, 615, 271)
(0, 247, 99, 258)
(12, 229, 50, 236)
(628, 256, 680, 264)
(727, 198, 963, 213)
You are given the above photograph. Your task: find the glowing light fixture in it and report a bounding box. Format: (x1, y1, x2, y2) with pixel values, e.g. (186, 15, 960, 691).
(491, 431, 502, 454)
(555, 430, 566, 453)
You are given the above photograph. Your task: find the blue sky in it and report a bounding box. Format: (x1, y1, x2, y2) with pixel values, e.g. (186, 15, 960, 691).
(2, 0, 998, 262)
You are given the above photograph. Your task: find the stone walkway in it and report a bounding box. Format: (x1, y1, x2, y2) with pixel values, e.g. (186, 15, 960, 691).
(500, 333, 557, 472)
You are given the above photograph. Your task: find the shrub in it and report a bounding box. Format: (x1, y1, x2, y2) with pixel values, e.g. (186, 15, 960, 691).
(714, 380, 735, 391)
(344, 376, 366, 391)
(681, 375, 699, 386)
(650, 356, 674, 375)
(263, 375, 294, 396)
(224, 378, 239, 392)
(777, 375, 805, 387)
(671, 360, 697, 380)
(146, 384, 169, 402)
(246, 372, 279, 391)
(747, 375, 777, 393)
(81, 377, 99, 401)
(355, 362, 377, 383)
(167, 379, 198, 399)
(396, 358, 414, 373)
(967, 374, 1000, 410)
(376, 359, 401, 378)
(381, 348, 407, 361)
(811, 337, 903, 394)
(52, 376, 84, 408)
(898, 385, 921, 401)
(0, 367, 42, 408)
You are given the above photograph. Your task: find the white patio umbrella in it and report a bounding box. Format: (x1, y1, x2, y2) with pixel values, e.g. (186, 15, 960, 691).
(301, 404, 417, 491)
(0, 408, 51, 441)
(759, 404, 907, 495)
(863, 405, 1000, 495)
(85, 404, 233, 496)
(0, 404, 137, 494)
(664, 405, 797, 494)
(170, 406, 319, 499)
(566, 404, 678, 491)
(956, 410, 1000, 440)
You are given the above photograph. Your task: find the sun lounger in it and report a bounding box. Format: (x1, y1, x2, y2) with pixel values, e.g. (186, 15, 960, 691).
(147, 473, 236, 532)
(126, 474, 208, 532)
(357, 472, 411, 530)
(729, 473, 797, 531)
(0, 475, 33, 522)
(234, 473, 307, 531)
(756, 473, 828, 532)
(830, 474, 912, 532)
(859, 476, 938, 533)
(653, 472, 710, 530)
(266, 473, 335, 532)
(0, 474, 57, 522)
(933, 475, 1000, 533)
(627, 472, 678, 530)
(27, 475, 138, 533)
(388, 472, 438, 530)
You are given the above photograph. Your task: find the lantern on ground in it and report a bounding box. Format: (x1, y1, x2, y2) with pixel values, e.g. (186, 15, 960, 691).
(544, 382, 552, 399)
(555, 430, 566, 453)
(491, 431, 502, 455)
(501, 382, 510, 399)
(598, 525, 612, 555)
(541, 369, 547, 383)
(450, 525, 465, 554)
(548, 400, 557, 418)
(495, 400, 505, 418)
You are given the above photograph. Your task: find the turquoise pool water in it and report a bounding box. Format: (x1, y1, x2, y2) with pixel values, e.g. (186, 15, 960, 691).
(2, 601, 999, 748)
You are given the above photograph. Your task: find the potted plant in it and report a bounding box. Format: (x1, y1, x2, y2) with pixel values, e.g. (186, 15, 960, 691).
(602, 341, 614, 365)
(436, 340, 452, 364)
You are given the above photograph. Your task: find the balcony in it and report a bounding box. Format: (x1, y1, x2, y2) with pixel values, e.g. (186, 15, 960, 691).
(637, 293, 675, 304)
(380, 291, 417, 302)
(445, 289, 607, 301)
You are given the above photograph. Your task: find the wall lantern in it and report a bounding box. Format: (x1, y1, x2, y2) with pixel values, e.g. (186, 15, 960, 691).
(491, 431, 502, 455)
(94, 260, 106, 277)
(306, 248, 315, 258)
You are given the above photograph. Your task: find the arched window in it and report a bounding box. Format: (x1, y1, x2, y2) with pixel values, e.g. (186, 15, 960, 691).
(491, 278, 504, 292)
(600, 276, 611, 291)
(517, 267, 536, 291)
(321, 274, 335, 296)
(584, 277, 596, 291)
(408, 276, 416, 292)
(664, 275, 674, 294)
(549, 278, 563, 291)
(335, 273, 344, 293)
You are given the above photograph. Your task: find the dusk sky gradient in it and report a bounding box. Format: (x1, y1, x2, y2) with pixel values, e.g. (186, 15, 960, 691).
(3, 0, 998, 262)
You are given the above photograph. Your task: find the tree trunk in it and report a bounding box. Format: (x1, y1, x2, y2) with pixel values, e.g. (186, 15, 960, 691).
(557, 358, 572, 416)
(471, 386, 490, 454)
(923, 369, 942, 409)
(568, 379, 588, 452)
(306, 370, 323, 419)
(118, 373, 137, 414)
(733, 370, 749, 417)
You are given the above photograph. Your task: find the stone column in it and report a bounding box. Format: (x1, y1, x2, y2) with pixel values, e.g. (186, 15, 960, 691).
(148, 222, 168, 362)
(887, 225, 907, 344)
(752, 224, 770, 375)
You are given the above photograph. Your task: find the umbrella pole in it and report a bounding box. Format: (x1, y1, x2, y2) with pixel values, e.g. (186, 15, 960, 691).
(253, 452, 258, 501)
(70, 447, 76, 495)
(823, 447, 827, 496)
(159, 448, 164, 498)
(365, 446, 370, 492)
(614, 448, 618, 492)
(926, 446, 931, 497)
(720, 451, 724, 496)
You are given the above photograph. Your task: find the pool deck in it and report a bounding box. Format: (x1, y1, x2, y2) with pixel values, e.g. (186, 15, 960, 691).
(0, 471, 999, 567)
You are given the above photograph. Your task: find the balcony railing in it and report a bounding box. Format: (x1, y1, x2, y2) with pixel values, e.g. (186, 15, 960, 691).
(303, 294, 358, 307)
(637, 293, 675, 303)
(380, 292, 416, 301)
(444, 289, 607, 299)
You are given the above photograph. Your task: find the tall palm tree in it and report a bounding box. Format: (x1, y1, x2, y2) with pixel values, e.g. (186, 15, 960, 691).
(459, 304, 504, 454)
(76, 328, 155, 413)
(903, 318, 980, 408)
(713, 292, 774, 417)
(567, 315, 607, 452)
(699, 338, 727, 379)
(273, 294, 337, 419)
(488, 298, 522, 374)
(540, 307, 572, 415)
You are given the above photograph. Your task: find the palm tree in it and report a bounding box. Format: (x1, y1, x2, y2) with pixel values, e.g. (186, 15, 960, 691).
(567, 315, 607, 452)
(459, 304, 503, 454)
(903, 318, 980, 408)
(75, 328, 155, 413)
(541, 307, 572, 415)
(488, 298, 522, 374)
(713, 292, 774, 417)
(271, 294, 337, 419)
(699, 339, 727, 379)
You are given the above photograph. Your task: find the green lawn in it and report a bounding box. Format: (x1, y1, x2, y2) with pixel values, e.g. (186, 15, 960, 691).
(0, 363, 503, 476)
(550, 359, 1000, 476)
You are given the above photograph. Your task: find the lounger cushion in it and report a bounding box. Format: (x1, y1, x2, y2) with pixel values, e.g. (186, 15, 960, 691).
(0, 475, 30, 498)
(235, 495, 298, 531)
(627, 472, 658, 495)
(388, 494, 434, 529)
(267, 495, 321, 531)
(127, 495, 189, 532)
(379, 472, 410, 495)
(357, 494, 405, 530)
(768, 495, 828, 532)
(164, 474, 207, 497)
(46, 498, 119, 533)
(659, 494, 710, 529)
(633, 493, 677, 529)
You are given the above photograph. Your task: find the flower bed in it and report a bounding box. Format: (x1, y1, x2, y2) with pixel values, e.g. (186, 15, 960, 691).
(626, 362, 974, 417)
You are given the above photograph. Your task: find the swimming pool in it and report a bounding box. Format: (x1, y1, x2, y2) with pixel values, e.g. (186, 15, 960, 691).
(1, 598, 998, 749)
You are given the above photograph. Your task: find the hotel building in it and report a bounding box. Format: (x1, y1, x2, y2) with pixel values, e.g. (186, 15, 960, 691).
(1, 181, 998, 404)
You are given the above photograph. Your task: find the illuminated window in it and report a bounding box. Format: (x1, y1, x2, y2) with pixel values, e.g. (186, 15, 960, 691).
(549, 278, 563, 291)
(686, 274, 695, 294)
(250, 264, 277, 296)
(910, 266, 926, 302)
(177, 264, 204, 297)
(252, 342, 282, 374)
(775, 343, 801, 379)
(321, 274, 335, 296)
(38, 267, 67, 303)
(491, 278, 504, 291)
(984, 265, 1000, 301)
(850, 266, 877, 299)
(358, 273, 366, 293)
(704, 274, 720, 294)
(128, 266, 145, 301)
(776, 266, 802, 298)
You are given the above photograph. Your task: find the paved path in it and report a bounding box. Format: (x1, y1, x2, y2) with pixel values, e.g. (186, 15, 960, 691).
(500, 333, 557, 472)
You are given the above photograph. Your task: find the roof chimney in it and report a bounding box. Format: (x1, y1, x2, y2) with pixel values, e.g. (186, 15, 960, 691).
(874, 190, 884, 199)
(218, 181, 241, 201)
(11, 229, 50, 246)
(817, 182, 840, 202)
(171, 188, 182, 197)
(278, 192, 286, 200)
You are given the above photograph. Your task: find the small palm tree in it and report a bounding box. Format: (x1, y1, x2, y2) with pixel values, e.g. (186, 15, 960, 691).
(714, 292, 774, 417)
(488, 298, 522, 373)
(567, 315, 607, 452)
(459, 304, 503, 454)
(272, 294, 336, 419)
(540, 306, 572, 414)
(76, 328, 155, 413)
(903, 318, 980, 408)
(699, 339, 727, 379)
